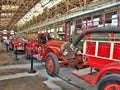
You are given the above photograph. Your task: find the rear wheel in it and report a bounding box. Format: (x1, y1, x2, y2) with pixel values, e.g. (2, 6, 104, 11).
(45, 53, 59, 77)
(98, 74, 120, 90)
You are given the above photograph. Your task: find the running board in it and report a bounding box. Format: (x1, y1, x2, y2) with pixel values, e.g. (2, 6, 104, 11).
(72, 68, 96, 85)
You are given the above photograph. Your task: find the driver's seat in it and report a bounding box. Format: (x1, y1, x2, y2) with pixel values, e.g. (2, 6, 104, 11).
(39, 36, 46, 44)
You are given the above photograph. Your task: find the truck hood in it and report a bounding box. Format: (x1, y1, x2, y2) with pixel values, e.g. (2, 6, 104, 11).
(46, 40, 66, 48)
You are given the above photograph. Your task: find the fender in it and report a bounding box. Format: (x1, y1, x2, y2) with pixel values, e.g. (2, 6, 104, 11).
(42, 46, 61, 61)
(93, 62, 120, 85)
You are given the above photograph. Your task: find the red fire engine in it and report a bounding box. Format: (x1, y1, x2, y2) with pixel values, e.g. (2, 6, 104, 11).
(25, 32, 82, 76)
(9, 37, 25, 53)
(70, 27, 120, 90)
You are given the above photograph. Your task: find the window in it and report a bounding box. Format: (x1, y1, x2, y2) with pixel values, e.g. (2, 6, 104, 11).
(83, 17, 92, 26)
(3, 36, 7, 40)
(93, 15, 102, 26)
(112, 14, 117, 26)
(10, 30, 14, 35)
(75, 19, 82, 34)
(3, 30, 7, 34)
(105, 11, 117, 26)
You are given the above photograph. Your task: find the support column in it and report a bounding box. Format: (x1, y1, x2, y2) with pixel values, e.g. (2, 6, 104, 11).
(118, 8, 120, 26)
(102, 12, 106, 27)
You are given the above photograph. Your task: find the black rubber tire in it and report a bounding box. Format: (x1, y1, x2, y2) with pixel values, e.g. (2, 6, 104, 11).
(45, 53, 59, 77)
(98, 74, 120, 90)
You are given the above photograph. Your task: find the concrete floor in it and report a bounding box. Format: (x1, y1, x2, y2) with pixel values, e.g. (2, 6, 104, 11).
(0, 42, 97, 90)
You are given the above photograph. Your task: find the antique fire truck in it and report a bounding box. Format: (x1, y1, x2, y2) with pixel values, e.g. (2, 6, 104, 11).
(9, 37, 26, 53)
(25, 32, 82, 76)
(70, 27, 120, 90)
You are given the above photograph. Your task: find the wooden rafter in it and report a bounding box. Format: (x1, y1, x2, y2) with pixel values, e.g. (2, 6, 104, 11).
(0, 0, 94, 31)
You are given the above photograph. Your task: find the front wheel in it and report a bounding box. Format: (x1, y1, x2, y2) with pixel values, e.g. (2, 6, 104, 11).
(45, 53, 59, 77)
(98, 74, 120, 90)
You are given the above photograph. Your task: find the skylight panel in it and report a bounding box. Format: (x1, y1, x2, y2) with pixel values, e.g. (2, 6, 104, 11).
(1, 13, 14, 17)
(44, 2, 53, 8)
(2, 5, 19, 10)
(16, 0, 63, 26)
(52, 0, 62, 5)
(41, 0, 50, 6)
(45, 0, 62, 9)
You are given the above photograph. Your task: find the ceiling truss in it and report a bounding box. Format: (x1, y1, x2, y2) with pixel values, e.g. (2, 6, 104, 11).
(18, 0, 94, 31)
(0, 0, 94, 32)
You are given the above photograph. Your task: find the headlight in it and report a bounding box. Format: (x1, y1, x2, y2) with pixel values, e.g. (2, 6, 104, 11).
(75, 48, 82, 55)
(76, 50, 82, 55)
(63, 49, 68, 56)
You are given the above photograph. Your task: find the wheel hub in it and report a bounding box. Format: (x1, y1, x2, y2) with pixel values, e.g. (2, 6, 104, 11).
(105, 84, 120, 90)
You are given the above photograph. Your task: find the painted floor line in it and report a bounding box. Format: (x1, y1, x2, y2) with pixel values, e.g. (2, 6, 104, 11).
(0, 69, 63, 90)
(0, 63, 42, 70)
(0, 71, 41, 81)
